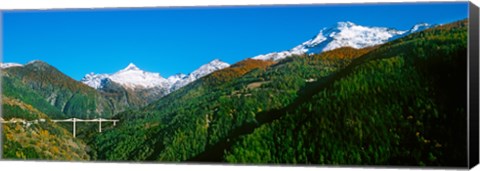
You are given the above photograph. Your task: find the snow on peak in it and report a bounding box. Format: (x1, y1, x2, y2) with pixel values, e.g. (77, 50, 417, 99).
(169, 59, 230, 91)
(1, 62, 23, 69)
(409, 23, 431, 33)
(2, 60, 51, 69)
(81, 59, 230, 93)
(26, 60, 43, 65)
(108, 64, 168, 89)
(80, 21, 434, 93)
(209, 59, 228, 66)
(121, 63, 140, 71)
(80, 72, 109, 89)
(336, 21, 356, 28)
(319, 22, 400, 52)
(167, 73, 187, 84)
(80, 63, 169, 90)
(252, 21, 432, 61)
(191, 59, 230, 78)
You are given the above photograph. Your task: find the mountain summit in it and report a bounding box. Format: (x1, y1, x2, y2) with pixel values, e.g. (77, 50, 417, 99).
(81, 59, 230, 98)
(169, 59, 230, 91)
(81, 63, 168, 90)
(108, 63, 169, 90)
(252, 21, 432, 61)
(122, 63, 141, 71)
(81, 21, 431, 96)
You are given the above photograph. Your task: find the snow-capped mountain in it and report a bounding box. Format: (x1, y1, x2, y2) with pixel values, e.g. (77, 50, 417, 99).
(252, 21, 432, 61)
(81, 73, 109, 89)
(408, 23, 431, 33)
(80, 21, 432, 97)
(167, 73, 187, 85)
(81, 63, 170, 90)
(1, 62, 23, 69)
(169, 59, 230, 91)
(108, 63, 170, 90)
(81, 59, 229, 94)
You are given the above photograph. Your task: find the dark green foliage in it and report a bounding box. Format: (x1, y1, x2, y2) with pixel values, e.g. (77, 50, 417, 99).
(2, 76, 66, 119)
(225, 20, 467, 166)
(3, 104, 38, 120)
(63, 94, 97, 118)
(92, 19, 468, 166)
(92, 39, 373, 162)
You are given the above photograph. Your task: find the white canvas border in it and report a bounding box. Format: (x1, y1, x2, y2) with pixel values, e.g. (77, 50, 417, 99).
(0, 0, 477, 171)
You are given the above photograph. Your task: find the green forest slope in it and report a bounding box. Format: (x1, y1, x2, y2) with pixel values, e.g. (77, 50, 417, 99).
(93, 19, 467, 167)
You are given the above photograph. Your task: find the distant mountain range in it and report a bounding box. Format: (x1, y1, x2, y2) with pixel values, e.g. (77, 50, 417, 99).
(1, 21, 433, 109)
(72, 21, 432, 97)
(252, 21, 431, 61)
(80, 59, 230, 102)
(81, 59, 229, 92)
(0, 21, 434, 113)
(0, 22, 433, 120)
(1, 21, 433, 106)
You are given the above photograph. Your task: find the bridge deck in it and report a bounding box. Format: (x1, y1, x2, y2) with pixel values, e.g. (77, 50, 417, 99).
(1, 117, 120, 138)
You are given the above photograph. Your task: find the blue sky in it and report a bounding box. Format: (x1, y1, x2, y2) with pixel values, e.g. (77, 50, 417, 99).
(2, 2, 468, 80)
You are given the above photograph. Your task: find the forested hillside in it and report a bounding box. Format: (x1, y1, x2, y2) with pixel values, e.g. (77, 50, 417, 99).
(2, 61, 141, 119)
(2, 96, 90, 160)
(1, 60, 142, 159)
(91, 19, 467, 167)
(225, 20, 468, 166)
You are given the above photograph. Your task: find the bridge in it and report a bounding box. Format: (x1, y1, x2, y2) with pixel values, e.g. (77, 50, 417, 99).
(0, 117, 119, 138)
(52, 118, 119, 137)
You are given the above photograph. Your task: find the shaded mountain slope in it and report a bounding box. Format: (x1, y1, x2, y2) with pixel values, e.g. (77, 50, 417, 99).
(92, 19, 467, 167)
(92, 43, 374, 161)
(224, 19, 467, 166)
(2, 61, 138, 119)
